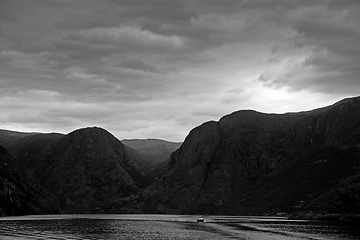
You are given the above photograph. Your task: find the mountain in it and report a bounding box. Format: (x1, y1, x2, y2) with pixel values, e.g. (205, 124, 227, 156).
(0, 129, 38, 149)
(143, 96, 360, 215)
(4, 132, 64, 160)
(305, 173, 360, 214)
(1, 96, 359, 216)
(23, 127, 153, 213)
(122, 139, 182, 164)
(122, 139, 182, 177)
(123, 144, 157, 177)
(0, 130, 174, 178)
(0, 145, 59, 216)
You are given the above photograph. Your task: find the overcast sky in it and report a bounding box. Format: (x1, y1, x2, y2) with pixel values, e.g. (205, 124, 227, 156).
(1, 0, 359, 142)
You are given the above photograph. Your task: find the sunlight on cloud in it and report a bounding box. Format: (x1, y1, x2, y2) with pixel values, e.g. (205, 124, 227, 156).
(67, 26, 183, 50)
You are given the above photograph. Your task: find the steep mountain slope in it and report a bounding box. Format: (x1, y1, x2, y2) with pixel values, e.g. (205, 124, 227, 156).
(143, 96, 360, 215)
(0, 145, 59, 216)
(25, 127, 153, 213)
(123, 144, 156, 177)
(122, 139, 182, 177)
(305, 173, 360, 214)
(122, 139, 182, 164)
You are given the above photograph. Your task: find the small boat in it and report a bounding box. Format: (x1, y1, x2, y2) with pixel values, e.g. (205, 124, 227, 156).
(197, 216, 204, 222)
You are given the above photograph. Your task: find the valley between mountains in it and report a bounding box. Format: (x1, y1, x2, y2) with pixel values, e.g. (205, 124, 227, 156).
(1, 96, 360, 219)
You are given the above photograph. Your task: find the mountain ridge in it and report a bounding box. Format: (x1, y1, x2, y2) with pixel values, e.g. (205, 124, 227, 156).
(1, 96, 359, 216)
(143, 96, 360, 215)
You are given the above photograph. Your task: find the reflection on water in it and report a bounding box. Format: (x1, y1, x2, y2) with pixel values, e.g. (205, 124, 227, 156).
(0, 219, 185, 240)
(0, 217, 228, 240)
(0, 215, 359, 240)
(258, 221, 360, 239)
(225, 220, 360, 240)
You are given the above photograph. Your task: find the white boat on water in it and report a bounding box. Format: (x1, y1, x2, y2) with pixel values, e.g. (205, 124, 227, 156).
(196, 216, 204, 222)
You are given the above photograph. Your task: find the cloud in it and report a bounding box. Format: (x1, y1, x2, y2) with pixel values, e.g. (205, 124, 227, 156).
(258, 46, 360, 94)
(118, 58, 160, 73)
(256, 1, 360, 95)
(221, 88, 247, 104)
(1, 0, 359, 141)
(0, 50, 54, 71)
(63, 26, 183, 51)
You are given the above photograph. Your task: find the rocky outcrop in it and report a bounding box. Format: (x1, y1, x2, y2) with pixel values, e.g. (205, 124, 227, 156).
(144, 96, 360, 214)
(0, 145, 59, 216)
(25, 127, 153, 213)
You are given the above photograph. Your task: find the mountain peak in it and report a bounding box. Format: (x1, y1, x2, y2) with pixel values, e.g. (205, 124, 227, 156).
(26, 126, 151, 213)
(67, 126, 113, 138)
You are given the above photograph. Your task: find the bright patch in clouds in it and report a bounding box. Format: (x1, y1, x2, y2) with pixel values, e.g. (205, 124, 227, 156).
(1, 0, 359, 141)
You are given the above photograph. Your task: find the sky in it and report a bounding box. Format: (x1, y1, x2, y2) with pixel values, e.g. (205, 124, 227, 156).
(1, 0, 359, 142)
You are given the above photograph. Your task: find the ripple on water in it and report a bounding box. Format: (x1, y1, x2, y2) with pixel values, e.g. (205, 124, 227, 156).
(0, 216, 359, 240)
(0, 219, 234, 240)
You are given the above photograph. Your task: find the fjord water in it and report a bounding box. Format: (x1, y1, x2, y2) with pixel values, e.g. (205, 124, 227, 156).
(0, 215, 359, 240)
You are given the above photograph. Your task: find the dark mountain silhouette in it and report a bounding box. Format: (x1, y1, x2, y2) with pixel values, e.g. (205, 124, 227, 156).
(143, 96, 360, 215)
(1, 96, 359, 217)
(0, 145, 59, 216)
(0, 128, 181, 214)
(23, 127, 154, 213)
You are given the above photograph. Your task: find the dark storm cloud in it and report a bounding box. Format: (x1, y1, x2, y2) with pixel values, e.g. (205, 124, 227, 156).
(1, 0, 359, 141)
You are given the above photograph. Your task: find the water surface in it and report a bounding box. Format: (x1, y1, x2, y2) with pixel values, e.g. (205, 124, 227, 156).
(0, 214, 358, 239)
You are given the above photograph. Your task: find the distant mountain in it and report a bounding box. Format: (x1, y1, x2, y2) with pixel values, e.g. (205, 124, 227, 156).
(122, 139, 182, 177)
(0, 145, 59, 216)
(23, 127, 153, 213)
(122, 139, 182, 164)
(123, 144, 155, 177)
(143, 96, 360, 215)
(1, 96, 359, 217)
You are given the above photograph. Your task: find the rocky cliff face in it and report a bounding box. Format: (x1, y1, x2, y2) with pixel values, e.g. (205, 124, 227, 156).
(0, 145, 59, 216)
(144, 96, 360, 214)
(25, 127, 153, 213)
